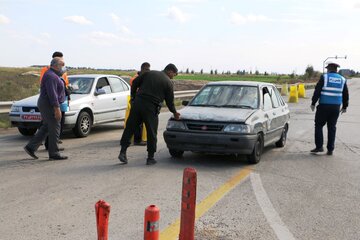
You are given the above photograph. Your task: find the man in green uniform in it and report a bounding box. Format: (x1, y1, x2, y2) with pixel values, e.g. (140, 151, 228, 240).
(118, 63, 181, 165)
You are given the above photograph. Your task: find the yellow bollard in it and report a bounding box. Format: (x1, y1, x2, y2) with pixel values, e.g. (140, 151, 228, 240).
(141, 123, 147, 142)
(298, 83, 306, 98)
(124, 95, 131, 128)
(288, 85, 299, 103)
(281, 83, 289, 96)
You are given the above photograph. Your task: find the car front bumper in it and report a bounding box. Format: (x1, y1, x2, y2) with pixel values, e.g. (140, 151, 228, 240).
(9, 113, 42, 128)
(163, 130, 258, 155)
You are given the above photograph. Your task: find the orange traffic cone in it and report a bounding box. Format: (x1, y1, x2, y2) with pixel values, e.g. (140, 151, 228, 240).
(144, 205, 160, 240)
(179, 168, 197, 240)
(95, 200, 111, 240)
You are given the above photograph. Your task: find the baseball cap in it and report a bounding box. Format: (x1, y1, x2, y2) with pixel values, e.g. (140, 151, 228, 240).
(325, 62, 340, 68)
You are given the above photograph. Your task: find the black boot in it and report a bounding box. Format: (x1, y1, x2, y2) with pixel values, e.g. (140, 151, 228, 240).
(118, 148, 128, 164)
(146, 152, 157, 165)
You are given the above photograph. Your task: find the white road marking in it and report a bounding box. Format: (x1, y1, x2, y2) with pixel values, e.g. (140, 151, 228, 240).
(250, 173, 296, 240)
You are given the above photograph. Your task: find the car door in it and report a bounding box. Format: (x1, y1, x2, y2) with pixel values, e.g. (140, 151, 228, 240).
(92, 77, 118, 122)
(262, 86, 277, 146)
(268, 86, 286, 141)
(107, 76, 130, 120)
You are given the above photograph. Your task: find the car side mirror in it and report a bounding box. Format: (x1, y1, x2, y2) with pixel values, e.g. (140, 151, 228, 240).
(95, 88, 106, 96)
(182, 100, 189, 106)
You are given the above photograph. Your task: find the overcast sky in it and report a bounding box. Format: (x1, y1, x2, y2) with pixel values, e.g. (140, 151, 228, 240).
(0, 0, 359, 74)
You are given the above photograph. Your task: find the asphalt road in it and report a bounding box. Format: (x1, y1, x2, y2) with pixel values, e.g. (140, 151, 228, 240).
(0, 79, 359, 240)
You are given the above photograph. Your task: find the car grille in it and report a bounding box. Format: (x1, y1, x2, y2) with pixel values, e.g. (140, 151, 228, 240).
(22, 107, 40, 112)
(186, 123, 224, 132)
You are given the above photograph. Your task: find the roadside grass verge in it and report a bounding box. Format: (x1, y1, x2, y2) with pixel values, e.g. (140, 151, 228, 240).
(0, 113, 10, 128)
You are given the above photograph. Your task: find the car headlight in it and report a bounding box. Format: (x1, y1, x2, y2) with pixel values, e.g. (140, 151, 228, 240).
(166, 120, 186, 130)
(10, 105, 21, 112)
(223, 124, 251, 133)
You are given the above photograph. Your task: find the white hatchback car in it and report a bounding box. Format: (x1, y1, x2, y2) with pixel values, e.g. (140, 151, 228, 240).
(163, 81, 290, 164)
(9, 74, 130, 137)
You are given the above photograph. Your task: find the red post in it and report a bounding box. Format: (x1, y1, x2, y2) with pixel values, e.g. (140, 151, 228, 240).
(95, 200, 111, 240)
(144, 205, 160, 240)
(179, 167, 197, 240)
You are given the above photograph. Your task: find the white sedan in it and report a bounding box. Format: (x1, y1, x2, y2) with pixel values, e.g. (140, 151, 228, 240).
(9, 74, 130, 137)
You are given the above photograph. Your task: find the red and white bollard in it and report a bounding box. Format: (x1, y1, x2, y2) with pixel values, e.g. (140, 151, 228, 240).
(95, 200, 111, 240)
(144, 205, 160, 240)
(179, 167, 197, 240)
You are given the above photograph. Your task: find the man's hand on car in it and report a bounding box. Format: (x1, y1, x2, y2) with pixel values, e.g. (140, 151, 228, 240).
(173, 112, 181, 120)
(340, 108, 347, 114)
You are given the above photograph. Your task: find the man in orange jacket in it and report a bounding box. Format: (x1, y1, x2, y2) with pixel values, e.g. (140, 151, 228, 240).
(129, 62, 150, 145)
(40, 51, 69, 86)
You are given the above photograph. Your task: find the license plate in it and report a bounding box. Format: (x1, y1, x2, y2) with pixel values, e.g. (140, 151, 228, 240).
(21, 115, 42, 121)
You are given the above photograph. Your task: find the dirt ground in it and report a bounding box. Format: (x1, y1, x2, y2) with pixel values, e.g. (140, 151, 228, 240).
(172, 79, 208, 91)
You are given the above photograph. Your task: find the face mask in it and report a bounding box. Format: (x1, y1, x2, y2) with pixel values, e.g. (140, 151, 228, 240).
(57, 66, 67, 76)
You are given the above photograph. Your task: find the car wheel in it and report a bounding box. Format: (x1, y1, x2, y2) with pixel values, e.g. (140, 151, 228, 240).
(18, 127, 37, 136)
(169, 149, 184, 158)
(73, 111, 92, 138)
(248, 134, 263, 164)
(275, 125, 288, 148)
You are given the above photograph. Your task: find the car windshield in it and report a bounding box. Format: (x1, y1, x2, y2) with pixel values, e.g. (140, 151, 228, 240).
(69, 77, 94, 94)
(190, 85, 259, 109)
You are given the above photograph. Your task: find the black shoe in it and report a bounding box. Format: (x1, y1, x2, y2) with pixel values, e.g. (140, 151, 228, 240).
(24, 146, 38, 159)
(310, 147, 324, 153)
(134, 141, 147, 146)
(49, 155, 68, 160)
(327, 151, 333, 155)
(58, 140, 63, 144)
(146, 157, 157, 165)
(118, 152, 128, 164)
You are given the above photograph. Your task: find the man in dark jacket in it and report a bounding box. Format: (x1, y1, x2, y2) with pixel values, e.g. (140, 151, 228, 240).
(310, 62, 349, 155)
(118, 63, 181, 165)
(24, 57, 68, 160)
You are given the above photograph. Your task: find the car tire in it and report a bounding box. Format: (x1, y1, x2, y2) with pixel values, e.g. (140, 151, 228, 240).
(18, 127, 37, 136)
(275, 125, 288, 148)
(73, 111, 92, 138)
(248, 134, 263, 164)
(169, 149, 184, 158)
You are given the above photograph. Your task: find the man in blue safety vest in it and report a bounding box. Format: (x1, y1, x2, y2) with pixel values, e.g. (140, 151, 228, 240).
(310, 62, 349, 155)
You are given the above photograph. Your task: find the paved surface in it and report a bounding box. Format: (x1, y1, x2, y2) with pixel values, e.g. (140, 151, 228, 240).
(0, 79, 359, 240)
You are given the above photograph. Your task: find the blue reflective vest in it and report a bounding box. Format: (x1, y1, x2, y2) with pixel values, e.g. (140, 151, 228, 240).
(319, 73, 346, 105)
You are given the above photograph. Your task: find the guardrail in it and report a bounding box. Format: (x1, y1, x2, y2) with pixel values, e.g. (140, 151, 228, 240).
(0, 101, 14, 114)
(0, 91, 199, 114)
(0, 84, 317, 114)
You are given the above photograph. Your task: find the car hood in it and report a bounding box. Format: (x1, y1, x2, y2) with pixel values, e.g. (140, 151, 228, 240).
(14, 94, 39, 106)
(179, 106, 256, 122)
(13, 93, 89, 107)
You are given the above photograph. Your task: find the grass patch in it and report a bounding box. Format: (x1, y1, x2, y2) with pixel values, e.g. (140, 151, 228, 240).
(175, 74, 293, 83)
(0, 113, 10, 128)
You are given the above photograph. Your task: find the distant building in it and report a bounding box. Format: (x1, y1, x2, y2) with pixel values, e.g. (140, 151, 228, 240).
(339, 69, 355, 77)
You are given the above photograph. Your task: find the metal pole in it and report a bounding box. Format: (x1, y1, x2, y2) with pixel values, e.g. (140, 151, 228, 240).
(323, 55, 347, 73)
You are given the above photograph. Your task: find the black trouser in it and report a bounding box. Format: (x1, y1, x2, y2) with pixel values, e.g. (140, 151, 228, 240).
(120, 97, 159, 155)
(314, 104, 340, 152)
(45, 111, 65, 148)
(26, 98, 61, 157)
(134, 123, 143, 143)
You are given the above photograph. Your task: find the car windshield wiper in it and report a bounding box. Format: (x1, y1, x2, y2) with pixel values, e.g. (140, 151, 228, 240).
(221, 104, 254, 109)
(190, 104, 222, 107)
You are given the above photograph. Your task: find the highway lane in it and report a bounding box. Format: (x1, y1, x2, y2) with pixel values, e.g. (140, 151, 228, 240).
(0, 78, 359, 240)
